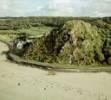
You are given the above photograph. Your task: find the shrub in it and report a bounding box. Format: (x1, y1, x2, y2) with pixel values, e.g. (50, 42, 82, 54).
(23, 20, 111, 65)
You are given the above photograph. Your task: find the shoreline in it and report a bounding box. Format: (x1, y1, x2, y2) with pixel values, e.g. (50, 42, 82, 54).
(0, 41, 111, 100)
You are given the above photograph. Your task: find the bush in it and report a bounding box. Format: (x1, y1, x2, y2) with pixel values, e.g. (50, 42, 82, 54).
(57, 20, 104, 65)
(107, 57, 111, 65)
(23, 20, 111, 65)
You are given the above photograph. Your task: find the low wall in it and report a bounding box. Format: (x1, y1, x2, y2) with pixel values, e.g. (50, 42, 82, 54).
(7, 53, 58, 69)
(7, 52, 111, 73)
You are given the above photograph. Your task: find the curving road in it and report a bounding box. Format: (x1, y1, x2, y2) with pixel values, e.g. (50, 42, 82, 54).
(0, 41, 111, 100)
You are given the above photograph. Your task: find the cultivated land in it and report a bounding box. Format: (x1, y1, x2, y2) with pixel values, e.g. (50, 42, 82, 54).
(0, 41, 111, 100)
(0, 26, 52, 42)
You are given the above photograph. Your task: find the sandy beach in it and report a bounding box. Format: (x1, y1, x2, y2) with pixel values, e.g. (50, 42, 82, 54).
(0, 41, 111, 100)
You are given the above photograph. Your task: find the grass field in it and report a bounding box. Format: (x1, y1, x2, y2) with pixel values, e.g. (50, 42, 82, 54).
(0, 26, 53, 42)
(0, 34, 17, 42)
(18, 26, 52, 37)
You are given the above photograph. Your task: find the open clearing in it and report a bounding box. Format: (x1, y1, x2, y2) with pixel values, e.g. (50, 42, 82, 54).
(0, 42, 111, 100)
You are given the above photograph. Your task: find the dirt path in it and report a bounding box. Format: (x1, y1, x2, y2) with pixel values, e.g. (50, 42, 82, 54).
(0, 42, 111, 100)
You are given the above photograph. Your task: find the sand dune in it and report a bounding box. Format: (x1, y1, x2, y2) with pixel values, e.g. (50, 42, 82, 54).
(0, 42, 111, 100)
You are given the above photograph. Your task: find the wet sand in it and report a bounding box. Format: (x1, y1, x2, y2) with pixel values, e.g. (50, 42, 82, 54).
(0, 42, 111, 100)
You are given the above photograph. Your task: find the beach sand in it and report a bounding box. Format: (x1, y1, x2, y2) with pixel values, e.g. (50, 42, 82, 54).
(0, 42, 111, 100)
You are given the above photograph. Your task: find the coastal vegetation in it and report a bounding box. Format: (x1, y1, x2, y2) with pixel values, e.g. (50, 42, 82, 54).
(0, 17, 111, 66)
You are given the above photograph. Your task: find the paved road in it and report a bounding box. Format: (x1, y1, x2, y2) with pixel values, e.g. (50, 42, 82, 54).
(0, 42, 111, 100)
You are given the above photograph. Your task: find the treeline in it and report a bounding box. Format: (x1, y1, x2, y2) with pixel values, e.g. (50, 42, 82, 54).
(0, 16, 110, 30)
(0, 19, 31, 30)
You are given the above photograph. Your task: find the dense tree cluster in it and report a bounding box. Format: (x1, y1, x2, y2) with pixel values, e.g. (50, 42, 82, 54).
(2, 16, 110, 65)
(24, 19, 111, 65)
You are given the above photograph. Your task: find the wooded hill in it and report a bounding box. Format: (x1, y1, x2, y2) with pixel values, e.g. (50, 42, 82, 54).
(22, 18, 111, 65)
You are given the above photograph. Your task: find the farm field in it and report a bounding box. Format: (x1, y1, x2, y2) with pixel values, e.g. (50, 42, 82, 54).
(0, 26, 52, 42)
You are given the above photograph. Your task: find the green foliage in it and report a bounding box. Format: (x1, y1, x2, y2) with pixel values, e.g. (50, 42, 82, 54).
(2, 16, 110, 66)
(24, 20, 110, 65)
(0, 17, 110, 30)
(24, 38, 56, 63)
(57, 20, 104, 65)
(107, 57, 111, 65)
